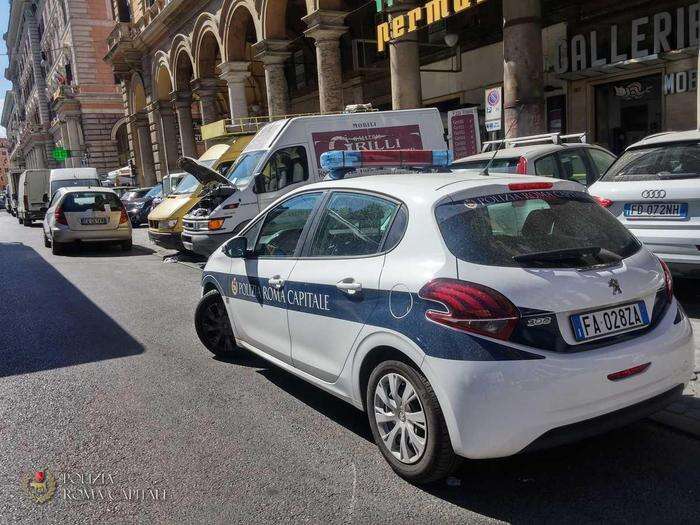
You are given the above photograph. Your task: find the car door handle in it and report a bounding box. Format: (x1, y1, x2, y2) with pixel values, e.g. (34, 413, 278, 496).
(268, 276, 285, 289)
(336, 278, 362, 295)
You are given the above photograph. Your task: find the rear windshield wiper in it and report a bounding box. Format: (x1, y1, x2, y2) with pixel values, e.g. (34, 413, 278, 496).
(512, 246, 621, 264)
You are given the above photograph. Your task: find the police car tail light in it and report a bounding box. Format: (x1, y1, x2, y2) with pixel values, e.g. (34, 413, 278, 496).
(593, 195, 614, 208)
(54, 206, 67, 225)
(658, 258, 673, 301)
(508, 182, 553, 191)
(515, 156, 528, 174)
(419, 279, 520, 341)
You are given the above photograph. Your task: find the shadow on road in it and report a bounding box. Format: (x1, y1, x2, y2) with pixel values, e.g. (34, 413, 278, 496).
(675, 277, 700, 318)
(0, 242, 144, 377)
(59, 243, 156, 257)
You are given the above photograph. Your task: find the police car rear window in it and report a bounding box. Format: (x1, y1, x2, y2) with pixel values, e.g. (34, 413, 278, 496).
(435, 190, 641, 268)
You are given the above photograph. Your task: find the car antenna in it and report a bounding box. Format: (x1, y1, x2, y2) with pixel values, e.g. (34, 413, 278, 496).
(481, 103, 525, 177)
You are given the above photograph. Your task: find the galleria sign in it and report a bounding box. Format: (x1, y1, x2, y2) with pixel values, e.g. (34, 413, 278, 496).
(557, 4, 700, 73)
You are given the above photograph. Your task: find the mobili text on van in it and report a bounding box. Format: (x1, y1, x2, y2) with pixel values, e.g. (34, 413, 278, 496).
(181, 108, 447, 257)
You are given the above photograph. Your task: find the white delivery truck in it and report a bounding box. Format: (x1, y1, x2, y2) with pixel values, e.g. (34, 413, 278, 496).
(181, 108, 447, 256)
(17, 169, 51, 225)
(49, 168, 101, 197)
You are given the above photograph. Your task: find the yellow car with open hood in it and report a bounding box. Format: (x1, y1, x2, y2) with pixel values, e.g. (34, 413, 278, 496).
(147, 134, 253, 251)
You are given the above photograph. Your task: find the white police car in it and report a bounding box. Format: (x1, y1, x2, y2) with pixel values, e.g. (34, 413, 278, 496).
(195, 150, 695, 483)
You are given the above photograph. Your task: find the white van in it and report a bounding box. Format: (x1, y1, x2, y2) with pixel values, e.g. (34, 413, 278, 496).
(17, 169, 51, 226)
(6, 171, 21, 216)
(49, 168, 101, 197)
(181, 108, 447, 256)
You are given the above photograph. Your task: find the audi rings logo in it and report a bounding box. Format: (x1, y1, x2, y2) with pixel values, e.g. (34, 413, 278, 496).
(641, 190, 666, 199)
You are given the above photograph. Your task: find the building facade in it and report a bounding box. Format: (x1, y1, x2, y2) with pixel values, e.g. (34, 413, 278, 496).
(0, 138, 9, 190)
(102, 0, 700, 186)
(2, 0, 126, 177)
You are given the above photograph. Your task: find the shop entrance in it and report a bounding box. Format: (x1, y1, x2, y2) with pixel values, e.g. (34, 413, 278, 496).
(594, 74, 662, 155)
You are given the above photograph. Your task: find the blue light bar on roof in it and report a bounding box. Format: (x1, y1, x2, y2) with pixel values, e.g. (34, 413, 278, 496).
(320, 149, 452, 173)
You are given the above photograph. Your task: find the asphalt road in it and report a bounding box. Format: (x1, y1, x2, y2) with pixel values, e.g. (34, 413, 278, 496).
(0, 212, 698, 524)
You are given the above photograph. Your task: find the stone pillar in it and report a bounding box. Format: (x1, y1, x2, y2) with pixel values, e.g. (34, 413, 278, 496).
(219, 61, 251, 124)
(172, 91, 197, 158)
(192, 78, 224, 149)
(387, 4, 422, 109)
(253, 40, 292, 118)
(132, 113, 156, 186)
(158, 103, 181, 173)
(146, 103, 165, 180)
(303, 11, 348, 113)
(65, 114, 84, 168)
(503, 0, 545, 137)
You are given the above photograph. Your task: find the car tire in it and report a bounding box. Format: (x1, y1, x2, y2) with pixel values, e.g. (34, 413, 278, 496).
(51, 237, 64, 255)
(366, 359, 460, 484)
(17, 216, 22, 224)
(121, 239, 133, 251)
(23, 217, 32, 226)
(43, 232, 50, 248)
(194, 290, 239, 357)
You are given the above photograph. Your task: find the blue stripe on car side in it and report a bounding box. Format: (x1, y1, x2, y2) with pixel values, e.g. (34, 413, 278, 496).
(202, 270, 543, 361)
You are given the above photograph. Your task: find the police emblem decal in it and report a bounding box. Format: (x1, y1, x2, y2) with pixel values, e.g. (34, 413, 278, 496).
(21, 469, 57, 503)
(230, 277, 238, 296)
(608, 278, 622, 296)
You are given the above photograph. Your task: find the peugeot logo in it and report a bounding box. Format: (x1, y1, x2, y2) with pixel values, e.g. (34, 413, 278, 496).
(641, 190, 666, 199)
(608, 278, 622, 296)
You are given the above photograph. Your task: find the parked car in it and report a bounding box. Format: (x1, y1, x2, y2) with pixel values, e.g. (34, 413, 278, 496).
(121, 187, 152, 204)
(43, 187, 132, 255)
(452, 133, 616, 187)
(17, 169, 50, 226)
(181, 107, 448, 257)
(194, 149, 693, 483)
(123, 185, 161, 226)
(49, 168, 101, 197)
(148, 135, 253, 251)
(589, 130, 700, 278)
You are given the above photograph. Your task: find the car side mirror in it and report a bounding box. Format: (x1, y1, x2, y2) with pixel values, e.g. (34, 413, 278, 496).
(42, 193, 49, 203)
(223, 237, 249, 258)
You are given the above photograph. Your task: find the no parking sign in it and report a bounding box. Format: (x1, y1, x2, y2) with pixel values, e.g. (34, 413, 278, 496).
(485, 87, 502, 132)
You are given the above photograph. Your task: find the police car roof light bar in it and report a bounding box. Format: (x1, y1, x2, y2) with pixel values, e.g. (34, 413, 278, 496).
(321, 150, 452, 179)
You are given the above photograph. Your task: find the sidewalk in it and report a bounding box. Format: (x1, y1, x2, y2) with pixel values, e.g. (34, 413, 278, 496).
(650, 318, 700, 437)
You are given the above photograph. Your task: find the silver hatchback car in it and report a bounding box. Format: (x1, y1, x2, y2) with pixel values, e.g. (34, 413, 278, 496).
(43, 187, 133, 255)
(589, 130, 700, 278)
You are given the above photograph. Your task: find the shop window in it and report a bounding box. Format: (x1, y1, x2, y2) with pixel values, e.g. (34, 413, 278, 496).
(595, 74, 662, 155)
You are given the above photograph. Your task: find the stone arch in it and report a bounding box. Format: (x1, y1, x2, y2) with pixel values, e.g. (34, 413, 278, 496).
(109, 116, 130, 141)
(169, 35, 195, 92)
(220, 0, 260, 62)
(191, 13, 223, 78)
(129, 73, 147, 114)
(151, 52, 174, 101)
(261, 0, 289, 40)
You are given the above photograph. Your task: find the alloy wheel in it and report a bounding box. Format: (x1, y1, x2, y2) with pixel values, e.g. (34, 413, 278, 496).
(199, 298, 236, 354)
(373, 372, 427, 464)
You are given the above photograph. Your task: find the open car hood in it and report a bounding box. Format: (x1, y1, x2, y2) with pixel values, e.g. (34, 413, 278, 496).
(178, 157, 232, 187)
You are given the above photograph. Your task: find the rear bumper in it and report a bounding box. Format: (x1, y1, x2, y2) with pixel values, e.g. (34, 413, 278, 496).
(181, 231, 233, 257)
(25, 209, 46, 220)
(422, 301, 695, 459)
(148, 230, 185, 251)
(630, 228, 700, 271)
(53, 226, 131, 243)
